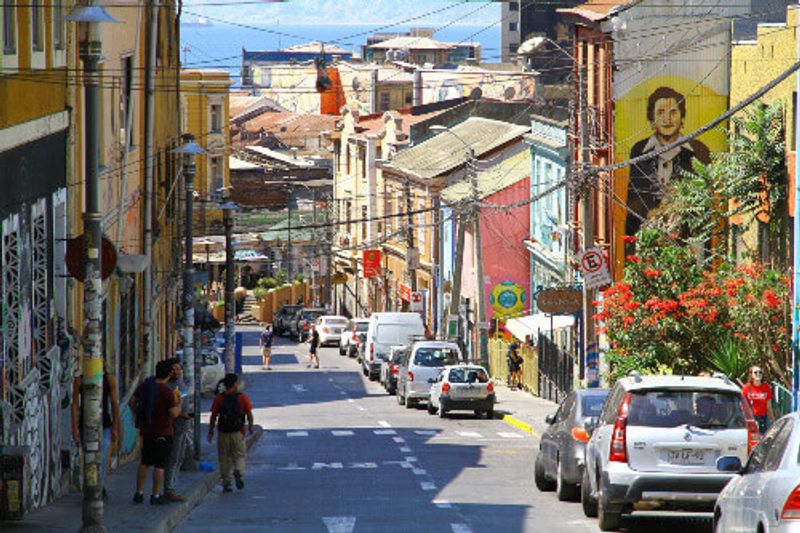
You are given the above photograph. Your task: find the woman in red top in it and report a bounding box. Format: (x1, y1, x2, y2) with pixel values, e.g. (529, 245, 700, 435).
(741, 366, 774, 435)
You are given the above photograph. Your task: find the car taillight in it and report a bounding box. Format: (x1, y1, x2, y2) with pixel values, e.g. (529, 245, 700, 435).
(781, 483, 800, 520)
(303, 322, 309, 330)
(352, 334, 359, 342)
(571, 427, 590, 442)
(408, 371, 414, 382)
(739, 396, 761, 453)
(370, 344, 374, 359)
(322, 327, 329, 333)
(609, 392, 632, 463)
(391, 364, 398, 374)
(487, 383, 494, 393)
(442, 382, 450, 393)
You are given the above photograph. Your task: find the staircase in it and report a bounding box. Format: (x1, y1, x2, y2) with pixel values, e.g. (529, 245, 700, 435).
(237, 291, 260, 325)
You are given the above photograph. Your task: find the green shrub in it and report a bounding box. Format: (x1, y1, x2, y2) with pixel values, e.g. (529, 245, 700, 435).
(253, 287, 268, 302)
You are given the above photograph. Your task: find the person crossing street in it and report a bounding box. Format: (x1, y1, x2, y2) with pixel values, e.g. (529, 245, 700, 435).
(307, 324, 320, 369)
(260, 324, 274, 370)
(208, 373, 254, 492)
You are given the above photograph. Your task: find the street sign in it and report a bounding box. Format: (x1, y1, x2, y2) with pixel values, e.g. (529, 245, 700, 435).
(399, 283, 412, 302)
(363, 249, 381, 278)
(536, 288, 583, 315)
(65, 234, 117, 281)
(309, 258, 320, 272)
(577, 247, 612, 290)
(410, 290, 423, 311)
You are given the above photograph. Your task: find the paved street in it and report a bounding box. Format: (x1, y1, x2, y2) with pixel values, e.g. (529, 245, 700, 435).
(178, 328, 713, 533)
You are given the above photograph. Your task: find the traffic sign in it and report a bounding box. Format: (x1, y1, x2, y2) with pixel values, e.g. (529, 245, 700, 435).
(577, 247, 612, 290)
(410, 291, 423, 312)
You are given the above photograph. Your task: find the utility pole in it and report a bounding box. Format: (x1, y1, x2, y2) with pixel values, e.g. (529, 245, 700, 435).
(224, 202, 235, 374)
(468, 148, 487, 364)
(174, 135, 204, 459)
(793, 25, 800, 410)
(287, 185, 293, 281)
(68, 4, 118, 531)
(405, 178, 417, 292)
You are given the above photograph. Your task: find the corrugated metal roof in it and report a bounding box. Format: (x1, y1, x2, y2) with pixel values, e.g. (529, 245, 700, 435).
(441, 146, 530, 203)
(558, 0, 638, 21)
(385, 117, 530, 180)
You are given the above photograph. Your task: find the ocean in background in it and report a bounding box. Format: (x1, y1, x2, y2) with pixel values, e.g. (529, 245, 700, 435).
(180, 22, 501, 86)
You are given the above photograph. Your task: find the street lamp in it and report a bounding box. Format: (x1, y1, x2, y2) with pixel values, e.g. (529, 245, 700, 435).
(67, 3, 119, 531)
(429, 125, 484, 363)
(218, 195, 239, 376)
(173, 136, 206, 460)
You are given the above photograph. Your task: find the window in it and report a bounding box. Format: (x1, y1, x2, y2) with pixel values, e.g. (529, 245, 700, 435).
(361, 205, 367, 240)
(509, 1, 519, 11)
(54, 0, 64, 50)
(209, 156, 223, 198)
(31, 0, 43, 51)
(509, 22, 518, 32)
(346, 200, 352, 235)
(3, 2, 15, 54)
(379, 92, 390, 112)
(509, 43, 519, 55)
(626, 390, 746, 429)
(405, 92, 413, 105)
(210, 103, 222, 133)
(121, 56, 135, 148)
(417, 201, 426, 253)
(413, 347, 460, 367)
(385, 190, 393, 234)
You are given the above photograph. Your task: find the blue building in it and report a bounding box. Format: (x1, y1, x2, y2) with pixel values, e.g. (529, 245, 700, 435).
(524, 109, 570, 306)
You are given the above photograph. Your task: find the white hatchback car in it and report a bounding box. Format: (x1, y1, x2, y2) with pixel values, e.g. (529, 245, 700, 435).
(427, 364, 495, 419)
(315, 315, 349, 346)
(714, 411, 800, 533)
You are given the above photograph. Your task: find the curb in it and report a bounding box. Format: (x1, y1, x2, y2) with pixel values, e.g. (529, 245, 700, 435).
(494, 410, 539, 437)
(151, 426, 264, 533)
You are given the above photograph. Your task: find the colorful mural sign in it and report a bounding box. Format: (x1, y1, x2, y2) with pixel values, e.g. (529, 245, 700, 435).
(489, 281, 526, 321)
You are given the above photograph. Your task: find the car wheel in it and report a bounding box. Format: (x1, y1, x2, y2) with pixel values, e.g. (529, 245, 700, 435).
(534, 453, 555, 492)
(427, 401, 436, 415)
(397, 391, 406, 406)
(556, 458, 580, 502)
(597, 481, 621, 532)
(438, 404, 447, 418)
(581, 469, 598, 518)
(485, 407, 494, 419)
(406, 397, 416, 409)
(362, 366, 369, 377)
(339, 346, 345, 356)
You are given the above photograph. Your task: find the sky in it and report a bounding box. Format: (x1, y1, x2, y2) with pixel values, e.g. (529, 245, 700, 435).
(183, 0, 501, 26)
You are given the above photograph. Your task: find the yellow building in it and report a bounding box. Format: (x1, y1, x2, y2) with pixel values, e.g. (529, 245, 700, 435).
(730, 5, 798, 259)
(180, 69, 233, 234)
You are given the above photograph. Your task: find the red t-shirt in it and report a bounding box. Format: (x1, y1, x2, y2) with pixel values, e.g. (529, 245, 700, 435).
(141, 382, 176, 437)
(742, 382, 772, 417)
(211, 393, 253, 435)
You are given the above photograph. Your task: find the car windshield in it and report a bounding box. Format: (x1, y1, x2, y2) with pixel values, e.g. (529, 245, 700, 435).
(581, 394, 607, 417)
(449, 368, 488, 383)
(390, 351, 405, 363)
(628, 390, 746, 429)
(324, 318, 348, 326)
(355, 321, 370, 332)
(413, 347, 460, 367)
(302, 310, 324, 320)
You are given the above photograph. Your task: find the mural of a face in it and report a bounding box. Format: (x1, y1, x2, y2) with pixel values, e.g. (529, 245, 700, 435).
(652, 96, 683, 143)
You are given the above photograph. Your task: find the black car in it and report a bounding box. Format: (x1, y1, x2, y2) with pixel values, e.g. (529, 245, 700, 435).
(379, 346, 406, 394)
(535, 388, 609, 502)
(289, 308, 326, 341)
(273, 304, 303, 336)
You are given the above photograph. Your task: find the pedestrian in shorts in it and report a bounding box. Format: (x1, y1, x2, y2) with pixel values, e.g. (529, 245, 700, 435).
(307, 324, 320, 369)
(132, 360, 181, 505)
(208, 373, 254, 492)
(260, 324, 274, 370)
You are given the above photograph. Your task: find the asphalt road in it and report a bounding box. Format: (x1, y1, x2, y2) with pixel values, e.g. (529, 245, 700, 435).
(178, 329, 713, 533)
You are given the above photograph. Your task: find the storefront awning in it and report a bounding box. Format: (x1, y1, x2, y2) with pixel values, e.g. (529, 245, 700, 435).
(505, 313, 575, 341)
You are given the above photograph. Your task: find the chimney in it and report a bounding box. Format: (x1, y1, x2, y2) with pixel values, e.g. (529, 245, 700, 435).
(369, 68, 379, 113)
(413, 69, 422, 107)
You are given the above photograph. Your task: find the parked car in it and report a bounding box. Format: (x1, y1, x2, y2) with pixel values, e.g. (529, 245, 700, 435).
(582, 373, 760, 531)
(396, 341, 462, 408)
(714, 411, 800, 533)
(289, 308, 326, 341)
(535, 388, 609, 501)
(316, 315, 349, 346)
(339, 318, 370, 356)
(379, 346, 407, 394)
(427, 364, 494, 419)
(272, 304, 303, 336)
(362, 313, 425, 380)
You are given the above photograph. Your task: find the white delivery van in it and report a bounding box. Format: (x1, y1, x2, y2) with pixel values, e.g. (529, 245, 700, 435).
(362, 313, 425, 380)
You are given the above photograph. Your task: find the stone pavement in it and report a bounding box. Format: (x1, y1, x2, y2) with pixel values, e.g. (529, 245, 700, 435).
(491, 381, 560, 437)
(8, 426, 262, 532)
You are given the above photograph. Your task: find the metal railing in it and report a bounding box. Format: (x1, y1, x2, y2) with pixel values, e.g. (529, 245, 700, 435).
(772, 382, 793, 418)
(538, 332, 574, 403)
(487, 338, 539, 396)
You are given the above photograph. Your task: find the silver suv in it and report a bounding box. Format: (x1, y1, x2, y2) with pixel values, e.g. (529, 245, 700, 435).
(396, 341, 462, 409)
(583, 373, 760, 531)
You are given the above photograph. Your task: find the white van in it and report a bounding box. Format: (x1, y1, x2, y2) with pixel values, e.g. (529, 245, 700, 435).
(362, 313, 425, 380)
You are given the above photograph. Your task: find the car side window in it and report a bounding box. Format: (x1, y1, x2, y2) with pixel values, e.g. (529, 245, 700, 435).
(556, 394, 574, 423)
(745, 418, 787, 474)
(600, 386, 622, 425)
(763, 418, 794, 471)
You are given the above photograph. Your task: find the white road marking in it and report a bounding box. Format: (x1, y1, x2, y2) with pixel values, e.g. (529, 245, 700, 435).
(433, 500, 452, 509)
(287, 431, 308, 437)
(291, 384, 307, 393)
(393, 437, 405, 443)
(498, 432, 523, 439)
(328, 378, 334, 382)
(404, 456, 418, 463)
(347, 398, 355, 403)
(278, 463, 306, 471)
(339, 391, 346, 395)
(399, 446, 412, 453)
(420, 481, 437, 491)
(356, 406, 366, 411)
(373, 429, 396, 435)
(414, 430, 436, 436)
(349, 462, 378, 469)
(412, 468, 427, 476)
(322, 516, 356, 533)
(451, 524, 473, 533)
(378, 420, 391, 427)
(312, 462, 344, 470)
(456, 431, 482, 438)
(332, 430, 354, 437)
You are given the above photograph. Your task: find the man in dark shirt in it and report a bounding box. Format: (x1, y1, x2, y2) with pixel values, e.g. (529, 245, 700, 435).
(132, 360, 181, 505)
(307, 324, 320, 369)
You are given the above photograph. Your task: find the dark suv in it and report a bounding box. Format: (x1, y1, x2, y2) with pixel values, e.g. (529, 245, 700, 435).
(273, 304, 303, 336)
(289, 308, 326, 341)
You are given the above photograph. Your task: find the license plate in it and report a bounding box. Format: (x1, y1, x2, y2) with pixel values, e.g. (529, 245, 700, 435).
(457, 387, 483, 398)
(667, 449, 705, 465)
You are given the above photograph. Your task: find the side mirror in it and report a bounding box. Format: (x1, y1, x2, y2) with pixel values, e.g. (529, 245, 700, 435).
(583, 417, 598, 435)
(545, 414, 556, 425)
(716, 456, 742, 473)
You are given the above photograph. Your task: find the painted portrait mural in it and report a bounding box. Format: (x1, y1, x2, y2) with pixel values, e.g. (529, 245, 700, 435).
(611, 2, 742, 273)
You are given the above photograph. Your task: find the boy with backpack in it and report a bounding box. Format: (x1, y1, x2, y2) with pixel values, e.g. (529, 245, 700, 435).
(259, 324, 274, 370)
(208, 373, 254, 492)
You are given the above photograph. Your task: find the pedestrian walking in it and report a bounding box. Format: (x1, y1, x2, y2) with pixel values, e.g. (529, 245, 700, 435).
(163, 357, 193, 502)
(307, 324, 320, 369)
(506, 342, 523, 390)
(131, 360, 181, 505)
(208, 373, 254, 492)
(71, 366, 120, 500)
(260, 324, 274, 370)
(742, 365, 774, 434)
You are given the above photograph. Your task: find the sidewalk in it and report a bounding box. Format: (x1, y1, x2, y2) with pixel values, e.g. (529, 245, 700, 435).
(10, 427, 262, 532)
(492, 381, 559, 437)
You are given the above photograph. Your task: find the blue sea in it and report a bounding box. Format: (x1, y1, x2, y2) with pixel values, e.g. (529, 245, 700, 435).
(180, 22, 501, 86)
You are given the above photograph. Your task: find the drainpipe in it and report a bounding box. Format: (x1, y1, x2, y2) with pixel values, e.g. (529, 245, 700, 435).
(143, 0, 159, 373)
